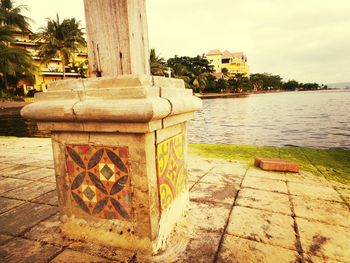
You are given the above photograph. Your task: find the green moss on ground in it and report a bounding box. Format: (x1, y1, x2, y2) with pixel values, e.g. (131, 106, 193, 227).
(189, 144, 350, 185)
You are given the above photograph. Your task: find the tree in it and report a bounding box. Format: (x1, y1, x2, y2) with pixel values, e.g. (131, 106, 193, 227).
(0, 0, 36, 91)
(250, 73, 264, 91)
(0, 35, 36, 90)
(265, 74, 283, 90)
(249, 73, 282, 90)
(36, 14, 86, 79)
(221, 67, 229, 78)
(283, 80, 299, 91)
(216, 78, 229, 92)
(169, 63, 191, 88)
(302, 83, 319, 90)
(167, 54, 213, 91)
(191, 66, 209, 93)
(205, 74, 220, 92)
(150, 48, 166, 76)
(228, 73, 251, 92)
(78, 59, 88, 78)
(0, 0, 31, 31)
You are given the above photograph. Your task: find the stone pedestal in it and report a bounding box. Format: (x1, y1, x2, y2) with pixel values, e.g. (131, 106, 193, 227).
(21, 75, 201, 254)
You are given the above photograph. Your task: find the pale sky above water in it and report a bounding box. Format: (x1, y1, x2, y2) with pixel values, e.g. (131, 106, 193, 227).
(17, 0, 350, 84)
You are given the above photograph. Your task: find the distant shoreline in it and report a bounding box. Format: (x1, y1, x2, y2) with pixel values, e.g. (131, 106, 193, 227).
(195, 89, 283, 99)
(195, 88, 349, 99)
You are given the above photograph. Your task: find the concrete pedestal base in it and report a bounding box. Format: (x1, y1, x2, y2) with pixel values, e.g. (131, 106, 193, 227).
(21, 75, 201, 254)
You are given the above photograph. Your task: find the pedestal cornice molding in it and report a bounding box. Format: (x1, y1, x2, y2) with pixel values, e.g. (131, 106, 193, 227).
(21, 75, 202, 132)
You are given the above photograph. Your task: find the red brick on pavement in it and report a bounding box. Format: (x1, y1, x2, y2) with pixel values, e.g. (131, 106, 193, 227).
(255, 158, 299, 173)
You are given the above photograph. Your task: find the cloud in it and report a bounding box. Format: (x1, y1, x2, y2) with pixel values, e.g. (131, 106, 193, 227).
(16, 0, 350, 83)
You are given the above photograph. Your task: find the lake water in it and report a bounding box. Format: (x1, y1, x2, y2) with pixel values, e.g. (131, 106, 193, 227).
(1, 90, 349, 149)
(0, 107, 44, 137)
(188, 90, 350, 149)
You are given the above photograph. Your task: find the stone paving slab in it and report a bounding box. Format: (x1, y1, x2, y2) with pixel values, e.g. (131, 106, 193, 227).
(187, 158, 215, 183)
(1, 181, 56, 201)
(29, 162, 55, 169)
(0, 197, 25, 214)
(188, 172, 204, 184)
(288, 181, 343, 202)
(31, 190, 58, 206)
(51, 249, 114, 263)
(297, 217, 350, 262)
(0, 164, 39, 177)
(189, 201, 231, 233)
(155, 230, 222, 263)
(12, 167, 54, 181)
(190, 182, 239, 205)
(23, 214, 72, 247)
(0, 178, 33, 194)
(0, 202, 57, 235)
(236, 188, 292, 215)
(200, 170, 243, 186)
(210, 163, 248, 177)
(40, 174, 57, 183)
(242, 176, 288, 193)
(0, 234, 12, 245)
(217, 235, 300, 263)
(335, 187, 350, 205)
(173, 231, 222, 263)
(0, 163, 16, 171)
(187, 157, 214, 172)
(0, 237, 61, 263)
(291, 195, 350, 228)
(67, 241, 135, 262)
(285, 170, 331, 186)
(303, 254, 346, 263)
(0, 138, 349, 262)
(226, 206, 296, 250)
(245, 167, 286, 181)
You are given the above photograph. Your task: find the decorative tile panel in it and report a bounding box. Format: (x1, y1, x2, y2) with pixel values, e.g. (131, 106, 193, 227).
(64, 144, 131, 220)
(157, 133, 187, 211)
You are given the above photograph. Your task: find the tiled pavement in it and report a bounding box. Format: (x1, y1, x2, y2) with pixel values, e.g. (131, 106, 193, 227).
(0, 138, 349, 262)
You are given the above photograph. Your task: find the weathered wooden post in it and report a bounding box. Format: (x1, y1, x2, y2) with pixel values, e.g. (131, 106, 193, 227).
(21, 0, 201, 255)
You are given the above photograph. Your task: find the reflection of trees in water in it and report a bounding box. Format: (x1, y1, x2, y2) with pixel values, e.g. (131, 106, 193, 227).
(0, 108, 49, 137)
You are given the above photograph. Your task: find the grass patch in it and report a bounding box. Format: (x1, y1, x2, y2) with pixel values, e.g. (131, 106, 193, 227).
(189, 144, 350, 185)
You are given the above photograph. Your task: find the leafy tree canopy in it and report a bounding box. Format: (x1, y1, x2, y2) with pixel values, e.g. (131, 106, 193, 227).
(149, 51, 324, 94)
(0, 0, 36, 91)
(36, 14, 86, 79)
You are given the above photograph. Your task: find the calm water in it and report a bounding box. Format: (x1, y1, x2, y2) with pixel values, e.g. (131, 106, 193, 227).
(1, 90, 349, 149)
(0, 107, 46, 137)
(188, 90, 350, 149)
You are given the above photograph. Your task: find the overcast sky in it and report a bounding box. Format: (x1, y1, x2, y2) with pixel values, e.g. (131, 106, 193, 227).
(17, 0, 350, 84)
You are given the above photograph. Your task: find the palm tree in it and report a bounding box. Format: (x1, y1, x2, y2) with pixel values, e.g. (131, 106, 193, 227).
(221, 67, 229, 78)
(191, 66, 209, 93)
(169, 63, 191, 88)
(0, 24, 13, 43)
(0, 0, 31, 31)
(36, 14, 86, 79)
(0, 1, 35, 91)
(150, 48, 166, 76)
(0, 25, 36, 90)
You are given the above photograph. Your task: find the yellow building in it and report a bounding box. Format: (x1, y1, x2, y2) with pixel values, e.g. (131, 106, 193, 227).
(206, 49, 250, 78)
(11, 31, 88, 94)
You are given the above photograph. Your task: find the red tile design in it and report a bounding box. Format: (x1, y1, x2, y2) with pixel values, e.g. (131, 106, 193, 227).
(64, 144, 131, 220)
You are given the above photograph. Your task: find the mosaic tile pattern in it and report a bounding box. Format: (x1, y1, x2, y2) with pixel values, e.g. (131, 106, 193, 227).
(157, 133, 187, 211)
(65, 144, 131, 220)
